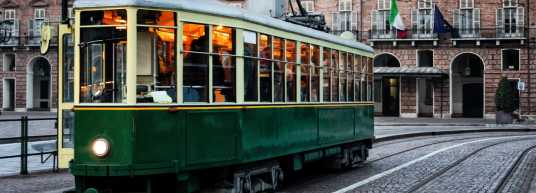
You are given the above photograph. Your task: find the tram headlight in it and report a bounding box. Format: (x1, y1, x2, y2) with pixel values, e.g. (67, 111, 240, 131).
(92, 138, 110, 157)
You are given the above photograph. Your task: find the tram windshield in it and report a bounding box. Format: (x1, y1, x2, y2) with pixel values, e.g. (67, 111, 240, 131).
(79, 10, 127, 103)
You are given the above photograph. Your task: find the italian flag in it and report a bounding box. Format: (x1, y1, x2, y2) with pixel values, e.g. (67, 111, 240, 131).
(389, 0, 405, 31)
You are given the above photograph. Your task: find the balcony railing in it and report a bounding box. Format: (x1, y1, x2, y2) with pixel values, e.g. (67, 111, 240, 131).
(0, 35, 58, 47)
(368, 29, 438, 40)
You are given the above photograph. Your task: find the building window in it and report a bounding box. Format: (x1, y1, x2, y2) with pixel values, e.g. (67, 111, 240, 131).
(411, 0, 433, 38)
(302, 1, 314, 13)
(339, 0, 352, 12)
(497, 1, 524, 37)
(3, 53, 15, 71)
(453, 0, 480, 37)
(502, 49, 519, 71)
(30, 8, 46, 44)
(3, 9, 18, 43)
(371, 0, 391, 38)
(417, 50, 433, 67)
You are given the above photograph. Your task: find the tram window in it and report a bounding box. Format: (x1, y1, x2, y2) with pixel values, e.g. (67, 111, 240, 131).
(62, 34, 74, 103)
(348, 53, 354, 102)
(331, 50, 339, 102)
(361, 57, 368, 100)
(340, 52, 347, 102)
(79, 27, 127, 103)
(213, 26, 236, 103)
(286, 40, 297, 102)
(259, 34, 272, 102)
(81, 10, 127, 26)
(311, 45, 320, 102)
(183, 23, 209, 102)
(62, 110, 74, 148)
(368, 58, 374, 101)
(273, 37, 285, 102)
(244, 30, 258, 102)
(322, 48, 331, 102)
(354, 55, 361, 101)
(300, 43, 310, 102)
(136, 11, 177, 103)
(137, 10, 175, 26)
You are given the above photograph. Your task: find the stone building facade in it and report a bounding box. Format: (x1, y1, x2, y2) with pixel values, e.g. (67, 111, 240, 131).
(221, 0, 536, 119)
(0, 0, 71, 112)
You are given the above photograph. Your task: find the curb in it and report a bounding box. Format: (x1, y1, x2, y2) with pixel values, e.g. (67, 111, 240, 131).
(374, 128, 536, 143)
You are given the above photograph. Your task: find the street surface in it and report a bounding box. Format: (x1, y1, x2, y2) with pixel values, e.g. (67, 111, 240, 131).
(3, 131, 536, 193)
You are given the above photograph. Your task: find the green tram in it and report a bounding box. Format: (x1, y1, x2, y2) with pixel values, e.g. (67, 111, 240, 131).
(59, 0, 375, 192)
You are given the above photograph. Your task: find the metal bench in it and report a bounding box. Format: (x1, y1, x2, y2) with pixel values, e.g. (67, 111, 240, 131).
(31, 142, 58, 171)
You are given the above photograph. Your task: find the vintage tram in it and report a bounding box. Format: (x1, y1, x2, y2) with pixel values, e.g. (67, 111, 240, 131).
(55, 0, 375, 192)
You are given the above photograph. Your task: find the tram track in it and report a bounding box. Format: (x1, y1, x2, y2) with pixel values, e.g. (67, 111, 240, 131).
(280, 133, 536, 193)
(404, 136, 536, 193)
(493, 145, 536, 193)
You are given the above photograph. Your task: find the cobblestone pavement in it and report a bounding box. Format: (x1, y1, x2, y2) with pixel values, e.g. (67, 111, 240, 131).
(0, 171, 73, 193)
(4, 131, 536, 193)
(281, 132, 536, 193)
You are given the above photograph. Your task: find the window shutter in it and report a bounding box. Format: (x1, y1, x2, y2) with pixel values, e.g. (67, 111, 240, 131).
(473, 8, 480, 35)
(516, 7, 524, 35)
(497, 8, 504, 36)
(371, 11, 378, 34)
(453, 9, 460, 30)
(29, 19, 34, 37)
(13, 20, 19, 38)
(411, 9, 418, 33)
(352, 12, 358, 31)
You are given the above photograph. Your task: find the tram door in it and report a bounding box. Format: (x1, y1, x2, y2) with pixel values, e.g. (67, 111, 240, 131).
(57, 23, 75, 168)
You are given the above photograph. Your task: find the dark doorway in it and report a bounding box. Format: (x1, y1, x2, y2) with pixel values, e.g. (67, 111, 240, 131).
(382, 77, 399, 116)
(451, 53, 484, 118)
(462, 83, 483, 117)
(4, 79, 15, 111)
(374, 53, 401, 116)
(30, 57, 51, 111)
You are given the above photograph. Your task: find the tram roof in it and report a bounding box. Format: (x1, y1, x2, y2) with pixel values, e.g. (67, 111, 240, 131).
(73, 0, 374, 53)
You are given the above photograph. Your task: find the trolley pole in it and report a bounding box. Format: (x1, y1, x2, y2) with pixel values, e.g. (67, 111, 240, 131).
(20, 116, 28, 175)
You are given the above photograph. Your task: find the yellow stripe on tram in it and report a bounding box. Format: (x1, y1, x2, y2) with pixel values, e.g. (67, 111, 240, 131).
(74, 103, 375, 111)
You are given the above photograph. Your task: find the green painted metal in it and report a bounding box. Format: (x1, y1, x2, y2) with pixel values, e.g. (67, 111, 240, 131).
(71, 105, 374, 178)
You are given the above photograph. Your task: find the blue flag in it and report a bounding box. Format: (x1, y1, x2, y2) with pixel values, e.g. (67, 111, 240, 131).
(433, 5, 450, 34)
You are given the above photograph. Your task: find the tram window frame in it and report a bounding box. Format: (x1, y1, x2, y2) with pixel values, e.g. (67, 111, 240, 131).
(212, 25, 236, 103)
(361, 57, 367, 100)
(79, 10, 128, 104)
(331, 50, 339, 102)
(368, 57, 374, 101)
(347, 53, 354, 102)
(183, 23, 210, 103)
(259, 34, 273, 103)
(311, 45, 320, 102)
(339, 52, 347, 102)
(244, 30, 259, 102)
(300, 42, 311, 102)
(273, 37, 285, 102)
(285, 40, 297, 102)
(136, 10, 178, 104)
(62, 34, 74, 103)
(322, 48, 331, 102)
(354, 55, 362, 102)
